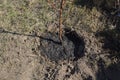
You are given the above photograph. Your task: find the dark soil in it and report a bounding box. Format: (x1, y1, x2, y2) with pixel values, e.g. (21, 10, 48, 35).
(39, 28, 85, 62)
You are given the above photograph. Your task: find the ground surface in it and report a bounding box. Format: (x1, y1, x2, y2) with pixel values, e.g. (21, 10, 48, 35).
(0, 0, 120, 80)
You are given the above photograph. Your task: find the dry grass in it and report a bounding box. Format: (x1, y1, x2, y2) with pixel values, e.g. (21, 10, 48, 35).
(0, 0, 106, 34)
(0, 0, 56, 34)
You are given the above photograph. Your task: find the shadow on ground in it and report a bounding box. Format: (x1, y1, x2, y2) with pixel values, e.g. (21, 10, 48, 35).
(74, 0, 120, 28)
(74, 0, 94, 9)
(0, 28, 85, 62)
(95, 27, 120, 58)
(74, 0, 119, 13)
(74, 0, 120, 58)
(74, 1, 120, 80)
(96, 58, 120, 80)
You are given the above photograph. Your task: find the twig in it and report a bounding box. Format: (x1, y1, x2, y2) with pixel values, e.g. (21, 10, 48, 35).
(59, 0, 65, 42)
(47, 0, 66, 43)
